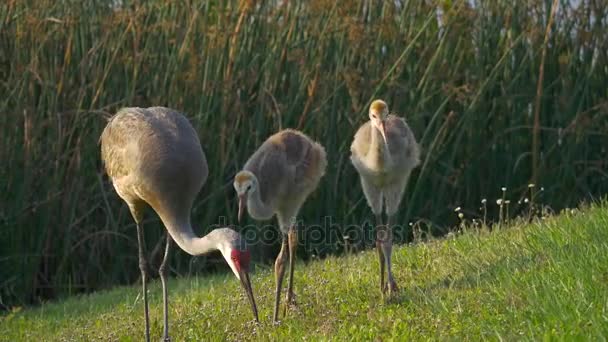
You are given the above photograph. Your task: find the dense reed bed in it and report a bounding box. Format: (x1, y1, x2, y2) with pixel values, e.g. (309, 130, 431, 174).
(1, 0, 607, 308)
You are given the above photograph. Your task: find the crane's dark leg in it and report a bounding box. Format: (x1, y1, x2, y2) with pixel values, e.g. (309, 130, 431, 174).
(273, 235, 289, 323)
(375, 214, 386, 295)
(133, 210, 150, 342)
(159, 233, 172, 342)
(384, 214, 398, 296)
(285, 226, 298, 311)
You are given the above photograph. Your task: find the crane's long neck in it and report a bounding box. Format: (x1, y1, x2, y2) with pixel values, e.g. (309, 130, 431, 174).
(158, 212, 219, 256)
(247, 187, 274, 220)
(368, 122, 390, 168)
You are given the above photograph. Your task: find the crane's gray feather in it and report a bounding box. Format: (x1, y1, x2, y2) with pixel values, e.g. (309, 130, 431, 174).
(244, 129, 327, 223)
(100, 107, 208, 218)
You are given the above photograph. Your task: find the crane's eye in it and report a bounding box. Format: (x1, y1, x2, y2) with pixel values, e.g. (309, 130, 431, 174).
(372, 114, 377, 119)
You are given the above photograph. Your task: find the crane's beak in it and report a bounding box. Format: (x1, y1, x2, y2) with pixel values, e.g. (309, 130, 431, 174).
(238, 269, 259, 322)
(238, 194, 246, 223)
(379, 120, 388, 145)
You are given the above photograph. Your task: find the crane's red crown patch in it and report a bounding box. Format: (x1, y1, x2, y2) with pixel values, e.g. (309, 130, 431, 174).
(231, 249, 251, 272)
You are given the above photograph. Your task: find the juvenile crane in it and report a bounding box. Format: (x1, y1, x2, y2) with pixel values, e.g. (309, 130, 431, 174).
(350, 99, 420, 297)
(233, 129, 327, 323)
(100, 107, 258, 342)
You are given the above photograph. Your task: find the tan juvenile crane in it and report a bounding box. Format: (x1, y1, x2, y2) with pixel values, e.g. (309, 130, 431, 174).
(100, 107, 258, 342)
(350, 99, 420, 297)
(233, 129, 327, 323)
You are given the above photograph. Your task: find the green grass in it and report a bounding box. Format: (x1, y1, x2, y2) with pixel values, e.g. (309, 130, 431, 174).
(3, 203, 608, 341)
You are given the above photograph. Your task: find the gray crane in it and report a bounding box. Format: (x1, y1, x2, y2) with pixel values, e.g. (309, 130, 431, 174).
(100, 107, 258, 342)
(350, 99, 420, 297)
(233, 129, 327, 323)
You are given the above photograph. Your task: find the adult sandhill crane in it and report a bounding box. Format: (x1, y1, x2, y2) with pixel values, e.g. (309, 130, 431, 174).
(100, 107, 258, 342)
(233, 129, 327, 323)
(350, 99, 420, 297)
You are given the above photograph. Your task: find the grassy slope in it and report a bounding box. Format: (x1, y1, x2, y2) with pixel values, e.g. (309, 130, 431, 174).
(3, 204, 608, 341)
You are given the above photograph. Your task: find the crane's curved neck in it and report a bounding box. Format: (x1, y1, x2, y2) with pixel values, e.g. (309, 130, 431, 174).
(247, 187, 274, 220)
(158, 213, 220, 256)
(369, 122, 390, 167)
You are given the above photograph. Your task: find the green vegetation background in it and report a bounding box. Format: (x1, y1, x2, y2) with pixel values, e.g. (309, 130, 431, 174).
(1, 0, 607, 308)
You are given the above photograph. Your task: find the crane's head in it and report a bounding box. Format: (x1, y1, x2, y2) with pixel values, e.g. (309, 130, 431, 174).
(233, 170, 258, 222)
(216, 228, 259, 322)
(369, 99, 389, 145)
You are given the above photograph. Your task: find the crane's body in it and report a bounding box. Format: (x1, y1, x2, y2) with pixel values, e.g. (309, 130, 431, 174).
(101, 107, 257, 341)
(101, 108, 207, 247)
(350, 100, 420, 297)
(234, 129, 327, 323)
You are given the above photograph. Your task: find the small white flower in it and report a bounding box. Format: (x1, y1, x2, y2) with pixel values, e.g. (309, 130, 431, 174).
(454, 207, 461, 212)
(504, 200, 511, 204)
(528, 183, 535, 188)
(496, 199, 503, 205)
(524, 198, 529, 203)
(458, 213, 464, 219)
(481, 198, 487, 204)
(501, 187, 507, 191)
(540, 187, 545, 191)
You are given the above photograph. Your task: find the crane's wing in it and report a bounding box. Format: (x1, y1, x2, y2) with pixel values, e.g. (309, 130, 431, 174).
(276, 129, 327, 191)
(245, 129, 327, 204)
(99, 110, 141, 181)
(100, 107, 208, 208)
(385, 115, 420, 170)
(350, 121, 373, 158)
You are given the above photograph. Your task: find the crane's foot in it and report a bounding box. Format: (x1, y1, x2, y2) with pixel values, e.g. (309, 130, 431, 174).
(383, 278, 399, 297)
(285, 291, 297, 306)
(244, 319, 260, 328)
(282, 291, 298, 318)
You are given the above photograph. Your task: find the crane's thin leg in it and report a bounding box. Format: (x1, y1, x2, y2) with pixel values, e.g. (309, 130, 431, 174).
(273, 235, 289, 323)
(384, 214, 398, 296)
(134, 215, 150, 342)
(375, 214, 386, 295)
(159, 233, 172, 342)
(360, 176, 385, 296)
(383, 177, 409, 297)
(285, 227, 298, 310)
